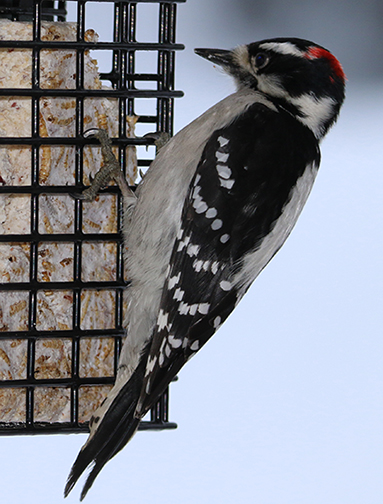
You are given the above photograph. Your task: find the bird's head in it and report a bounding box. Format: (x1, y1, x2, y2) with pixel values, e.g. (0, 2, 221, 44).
(195, 38, 346, 139)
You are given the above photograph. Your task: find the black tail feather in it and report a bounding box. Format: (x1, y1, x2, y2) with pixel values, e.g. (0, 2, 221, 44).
(64, 355, 147, 499)
(79, 416, 140, 501)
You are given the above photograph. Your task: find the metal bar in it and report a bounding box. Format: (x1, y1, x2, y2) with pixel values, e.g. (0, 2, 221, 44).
(0, 377, 115, 389)
(0, 419, 177, 436)
(0, 328, 127, 340)
(0, 136, 161, 146)
(0, 40, 185, 50)
(0, 88, 184, 98)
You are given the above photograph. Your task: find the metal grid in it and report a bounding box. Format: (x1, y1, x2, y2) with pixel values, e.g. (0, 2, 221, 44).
(0, 0, 185, 434)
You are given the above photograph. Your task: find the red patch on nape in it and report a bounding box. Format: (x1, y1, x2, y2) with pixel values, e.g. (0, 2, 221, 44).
(305, 46, 346, 81)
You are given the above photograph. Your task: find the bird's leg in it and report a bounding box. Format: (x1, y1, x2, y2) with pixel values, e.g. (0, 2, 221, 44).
(79, 128, 136, 205)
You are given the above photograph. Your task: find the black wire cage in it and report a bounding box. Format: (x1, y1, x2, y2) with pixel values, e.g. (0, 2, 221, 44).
(0, 0, 185, 434)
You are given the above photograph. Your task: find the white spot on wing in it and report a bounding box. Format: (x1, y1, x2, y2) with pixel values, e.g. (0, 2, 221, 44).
(206, 207, 218, 219)
(216, 151, 229, 163)
(198, 303, 210, 314)
(177, 235, 190, 252)
(189, 304, 198, 316)
(145, 355, 157, 376)
(168, 335, 182, 348)
(194, 200, 208, 214)
(192, 185, 201, 198)
(168, 273, 181, 289)
(178, 302, 189, 315)
(217, 165, 232, 179)
(220, 280, 232, 291)
(190, 340, 199, 351)
(211, 219, 223, 230)
(213, 316, 221, 329)
(202, 260, 211, 271)
(220, 178, 235, 189)
(157, 309, 169, 330)
(173, 288, 184, 301)
(218, 136, 229, 147)
(220, 234, 230, 243)
(193, 259, 203, 272)
(186, 243, 200, 257)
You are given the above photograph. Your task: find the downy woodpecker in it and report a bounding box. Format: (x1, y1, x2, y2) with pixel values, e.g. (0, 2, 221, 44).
(65, 37, 345, 500)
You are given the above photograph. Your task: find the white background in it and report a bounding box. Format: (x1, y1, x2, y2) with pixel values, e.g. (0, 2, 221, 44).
(2, 1, 383, 503)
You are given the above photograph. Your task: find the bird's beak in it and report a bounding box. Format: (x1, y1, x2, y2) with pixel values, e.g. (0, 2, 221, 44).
(194, 48, 234, 68)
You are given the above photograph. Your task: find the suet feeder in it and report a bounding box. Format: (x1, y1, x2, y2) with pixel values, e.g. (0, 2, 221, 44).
(0, 0, 184, 435)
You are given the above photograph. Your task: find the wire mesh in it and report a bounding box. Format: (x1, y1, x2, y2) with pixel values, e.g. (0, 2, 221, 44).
(0, 0, 185, 434)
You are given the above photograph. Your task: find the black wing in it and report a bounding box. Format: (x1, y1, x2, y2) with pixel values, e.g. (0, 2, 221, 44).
(135, 102, 319, 417)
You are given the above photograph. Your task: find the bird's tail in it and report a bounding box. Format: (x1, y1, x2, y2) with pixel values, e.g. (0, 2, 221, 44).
(64, 357, 146, 501)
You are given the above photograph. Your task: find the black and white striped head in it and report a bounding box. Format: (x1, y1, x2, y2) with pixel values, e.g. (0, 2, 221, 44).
(195, 37, 346, 139)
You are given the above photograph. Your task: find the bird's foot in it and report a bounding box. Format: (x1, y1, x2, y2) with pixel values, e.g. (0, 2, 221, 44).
(143, 131, 171, 152)
(79, 128, 135, 202)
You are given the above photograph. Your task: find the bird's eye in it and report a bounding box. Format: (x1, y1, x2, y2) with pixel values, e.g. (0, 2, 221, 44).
(254, 52, 269, 69)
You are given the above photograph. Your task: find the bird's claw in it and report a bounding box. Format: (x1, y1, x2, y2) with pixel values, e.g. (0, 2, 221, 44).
(143, 131, 171, 152)
(79, 128, 126, 201)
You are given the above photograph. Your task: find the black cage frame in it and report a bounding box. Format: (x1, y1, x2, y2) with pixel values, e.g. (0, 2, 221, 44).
(0, 0, 185, 434)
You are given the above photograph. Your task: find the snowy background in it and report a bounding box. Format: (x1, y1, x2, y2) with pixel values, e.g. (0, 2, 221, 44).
(2, 0, 383, 503)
